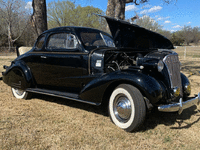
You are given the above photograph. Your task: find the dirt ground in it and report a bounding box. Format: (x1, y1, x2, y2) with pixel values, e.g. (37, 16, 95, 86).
(0, 55, 200, 150)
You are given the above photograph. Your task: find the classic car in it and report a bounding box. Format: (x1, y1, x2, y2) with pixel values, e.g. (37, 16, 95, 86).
(1, 15, 200, 132)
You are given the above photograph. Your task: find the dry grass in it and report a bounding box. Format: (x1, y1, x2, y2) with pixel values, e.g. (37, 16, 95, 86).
(0, 50, 200, 150)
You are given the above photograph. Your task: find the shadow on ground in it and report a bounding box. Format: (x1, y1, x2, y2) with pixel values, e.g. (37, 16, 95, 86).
(32, 93, 109, 116)
(140, 106, 200, 131)
(32, 93, 200, 132)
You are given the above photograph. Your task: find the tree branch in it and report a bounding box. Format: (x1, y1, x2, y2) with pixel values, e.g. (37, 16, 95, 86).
(132, 0, 149, 5)
(12, 16, 31, 43)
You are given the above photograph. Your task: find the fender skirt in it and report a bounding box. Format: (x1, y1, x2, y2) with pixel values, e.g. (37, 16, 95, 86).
(2, 60, 34, 90)
(79, 70, 163, 104)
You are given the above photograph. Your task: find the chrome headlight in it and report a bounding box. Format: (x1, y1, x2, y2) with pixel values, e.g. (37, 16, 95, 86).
(157, 60, 164, 72)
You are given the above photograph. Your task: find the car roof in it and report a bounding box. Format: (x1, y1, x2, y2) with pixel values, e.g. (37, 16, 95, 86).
(42, 26, 103, 34)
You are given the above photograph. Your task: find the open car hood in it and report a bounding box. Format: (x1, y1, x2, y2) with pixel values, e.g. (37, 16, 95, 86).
(101, 15, 174, 50)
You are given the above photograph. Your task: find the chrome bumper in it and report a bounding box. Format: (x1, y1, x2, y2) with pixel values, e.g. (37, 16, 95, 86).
(158, 92, 200, 114)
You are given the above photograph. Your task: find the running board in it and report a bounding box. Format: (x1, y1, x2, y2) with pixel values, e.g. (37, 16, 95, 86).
(26, 88, 100, 106)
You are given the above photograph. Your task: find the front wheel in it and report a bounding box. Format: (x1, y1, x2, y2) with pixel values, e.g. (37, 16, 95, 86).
(108, 84, 146, 132)
(11, 88, 32, 99)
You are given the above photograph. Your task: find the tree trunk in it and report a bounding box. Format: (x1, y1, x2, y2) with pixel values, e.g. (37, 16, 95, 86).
(32, 0, 47, 36)
(106, 0, 116, 18)
(106, 0, 150, 20)
(106, 0, 134, 20)
(8, 22, 13, 51)
(115, 0, 126, 20)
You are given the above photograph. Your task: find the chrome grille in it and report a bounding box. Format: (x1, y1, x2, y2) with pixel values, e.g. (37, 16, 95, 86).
(163, 54, 183, 96)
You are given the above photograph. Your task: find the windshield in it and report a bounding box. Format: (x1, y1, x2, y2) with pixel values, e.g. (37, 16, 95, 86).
(80, 32, 115, 49)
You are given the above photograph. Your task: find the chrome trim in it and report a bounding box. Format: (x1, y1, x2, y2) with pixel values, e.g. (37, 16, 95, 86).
(163, 53, 183, 96)
(113, 94, 132, 123)
(26, 88, 100, 106)
(29, 52, 88, 55)
(40, 56, 47, 59)
(158, 92, 200, 114)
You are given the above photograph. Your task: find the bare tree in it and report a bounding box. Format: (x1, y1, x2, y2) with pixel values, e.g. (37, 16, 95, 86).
(32, 0, 47, 37)
(192, 26, 200, 45)
(181, 26, 193, 45)
(0, 0, 29, 50)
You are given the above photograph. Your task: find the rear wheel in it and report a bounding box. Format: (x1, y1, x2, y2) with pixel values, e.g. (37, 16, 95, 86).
(108, 84, 146, 132)
(11, 88, 31, 99)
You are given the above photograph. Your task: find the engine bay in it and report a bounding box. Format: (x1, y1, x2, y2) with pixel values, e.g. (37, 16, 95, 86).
(104, 50, 148, 73)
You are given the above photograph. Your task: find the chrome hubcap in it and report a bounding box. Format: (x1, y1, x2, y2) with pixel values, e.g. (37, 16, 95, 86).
(14, 88, 24, 96)
(113, 94, 132, 123)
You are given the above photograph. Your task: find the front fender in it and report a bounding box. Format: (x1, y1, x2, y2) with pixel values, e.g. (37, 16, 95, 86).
(79, 70, 163, 104)
(2, 60, 34, 90)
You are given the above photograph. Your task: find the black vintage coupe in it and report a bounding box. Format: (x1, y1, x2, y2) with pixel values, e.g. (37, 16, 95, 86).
(1, 16, 200, 132)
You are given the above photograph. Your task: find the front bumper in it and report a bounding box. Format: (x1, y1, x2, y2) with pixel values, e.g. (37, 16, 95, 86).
(158, 92, 200, 114)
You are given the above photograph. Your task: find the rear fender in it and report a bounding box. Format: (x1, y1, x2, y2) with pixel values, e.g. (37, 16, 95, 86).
(79, 70, 163, 104)
(2, 60, 34, 90)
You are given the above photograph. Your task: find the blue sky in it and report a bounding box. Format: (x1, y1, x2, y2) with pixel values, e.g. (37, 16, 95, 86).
(25, 0, 200, 32)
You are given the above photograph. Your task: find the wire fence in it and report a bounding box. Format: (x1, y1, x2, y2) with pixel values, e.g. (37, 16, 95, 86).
(0, 46, 200, 59)
(174, 46, 200, 60)
(0, 47, 17, 56)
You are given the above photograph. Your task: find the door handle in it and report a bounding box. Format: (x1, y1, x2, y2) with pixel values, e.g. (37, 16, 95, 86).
(41, 56, 47, 59)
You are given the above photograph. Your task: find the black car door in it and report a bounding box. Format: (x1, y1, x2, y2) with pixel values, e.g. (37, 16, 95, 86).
(23, 34, 47, 86)
(39, 32, 89, 93)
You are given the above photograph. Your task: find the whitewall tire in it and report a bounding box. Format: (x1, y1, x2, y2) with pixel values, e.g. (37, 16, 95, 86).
(11, 88, 31, 99)
(109, 84, 146, 132)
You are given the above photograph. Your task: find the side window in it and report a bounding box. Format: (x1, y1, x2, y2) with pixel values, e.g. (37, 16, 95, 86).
(47, 33, 78, 51)
(35, 35, 45, 50)
(101, 33, 115, 47)
(81, 32, 104, 47)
